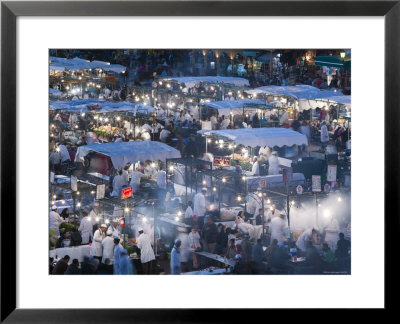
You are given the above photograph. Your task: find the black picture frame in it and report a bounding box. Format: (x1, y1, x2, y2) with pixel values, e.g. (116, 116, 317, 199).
(1, 0, 398, 321)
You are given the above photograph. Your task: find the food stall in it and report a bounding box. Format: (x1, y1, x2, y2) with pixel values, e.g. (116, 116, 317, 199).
(166, 157, 212, 203)
(75, 140, 181, 175)
(198, 99, 274, 123)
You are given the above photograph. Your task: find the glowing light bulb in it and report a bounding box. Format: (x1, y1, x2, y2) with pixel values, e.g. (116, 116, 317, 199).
(151, 163, 156, 168)
(116, 116, 121, 121)
(267, 199, 271, 204)
(202, 180, 206, 185)
(169, 166, 174, 171)
(207, 139, 212, 143)
(219, 144, 223, 148)
(213, 187, 217, 192)
(222, 178, 226, 183)
(338, 197, 342, 202)
(105, 219, 109, 224)
(175, 217, 179, 221)
(124, 208, 129, 212)
(242, 176, 246, 181)
(53, 195, 56, 199)
(77, 202, 81, 207)
(95, 217, 99, 222)
(61, 200, 65, 204)
(177, 211, 182, 217)
(237, 196, 242, 202)
(143, 217, 147, 223)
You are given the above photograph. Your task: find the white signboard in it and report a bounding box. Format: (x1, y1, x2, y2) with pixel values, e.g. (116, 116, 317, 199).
(296, 185, 303, 195)
(96, 184, 105, 200)
(71, 175, 78, 192)
(312, 175, 321, 192)
(327, 165, 337, 182)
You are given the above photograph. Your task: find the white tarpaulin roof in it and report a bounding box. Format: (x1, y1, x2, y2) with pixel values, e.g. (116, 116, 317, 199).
(49, 99, 154, 114)
(164, 76, 250, 89)
(246, 85, 351, 109)
(75, 141, 181, 169)
(49, 56, 126, 73)
(201, 99, 269, 116)
(245, 85, 321, 99)
(198, 127, 308, 147)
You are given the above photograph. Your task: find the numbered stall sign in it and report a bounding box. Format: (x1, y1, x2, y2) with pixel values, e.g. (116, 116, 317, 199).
(327, 165, 337, 182)
(96, 184, 105, 200)
(296, 185, 303, 195)
(312, 175, 321, 192)
(71, 175, 78, 192)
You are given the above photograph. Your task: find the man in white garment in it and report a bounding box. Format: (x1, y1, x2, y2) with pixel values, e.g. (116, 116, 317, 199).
(270, 210, 289, 244)
(184, 111, 193, 122)
(89, 202, 100, 226)
(129, 167, 146, 193)
(154, 166, 166, 190)
(160, 128, 171, 142)
(137, 228, 155, 274)
(111, 170, 125, 197)
(57, 143, 71, 163)
(268, 151, 280, 175)
(296, 228, 317, 253)
(91, 224, 107, 260)
(184, 201, 193, 220)
(108, 218, 120, 238)
(101, 229, 115, 272)
(193, 188, 207, 217)
(221, 116, 230, 129)
(144, 161, 156, 177)
(78, 210, 94, 244)
(50, 205, 64, 237)
(251, 156, 260, 176)
(210, 113, 218, 130)
(320, 121, 329, 147)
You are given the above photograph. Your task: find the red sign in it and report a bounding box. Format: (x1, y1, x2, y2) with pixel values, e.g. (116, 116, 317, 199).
(213, 156, 230, 167)
(121, 187, 133, 199)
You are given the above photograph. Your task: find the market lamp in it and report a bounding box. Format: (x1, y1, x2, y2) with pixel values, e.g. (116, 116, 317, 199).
(202, 180, 206, 185)
(242, 176, 246, 181)
(237, 196, 242, 202)
(105, 219, 110, 224)
(143, 217, 147, 223)
(177, 211, 182, 217)
(340, 51, 346, 59)
(124, 207, 130, 213)
(222, 178, 226, 183)
(169, 166, 174, 172)
(212, 187, 217, 192)
(337, 197, 342, 202)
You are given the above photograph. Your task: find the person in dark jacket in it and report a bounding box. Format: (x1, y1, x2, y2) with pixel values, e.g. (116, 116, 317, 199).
(304, 241, 322, 274)
(270, 243, 289, 273)
(215, 223, 228, 255)
(56, 230, 70, 248)
(201, 216, 218, 253)
(251, 238, 265, 274)
(52, 255, 70, 274)
(335, 232, 350, 272)
(65, 258, 81, 274)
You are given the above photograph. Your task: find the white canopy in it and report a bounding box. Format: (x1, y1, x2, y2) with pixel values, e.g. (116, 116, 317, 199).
(49, 56, 126, 74)
(198, 127, 308, 147)
(245, 85, 321, 99)
(75, 141, 181, 169)
(164, 76, 250, 89)
(201, 99, 269, 116)
(246, 85, 351, 110)
(49, 99, 154, 114)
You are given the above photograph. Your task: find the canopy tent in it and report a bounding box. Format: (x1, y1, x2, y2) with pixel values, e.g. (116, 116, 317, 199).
(245, 85, 322, 99)
(49, 99, 154, 114)
(75, 141, 181, 169)
(49, 56, 126, 74)
(313, 56, 351, 71)
(200, 99, 270, 116)
(162, 76, 250, 90)
(198, 127, 308, 148)
(298, 89, 351, 111)
(245, 86, 351, 111)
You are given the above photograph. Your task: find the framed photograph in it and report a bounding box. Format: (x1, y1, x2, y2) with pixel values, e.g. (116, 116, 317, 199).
(1, 0, 397, 321)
